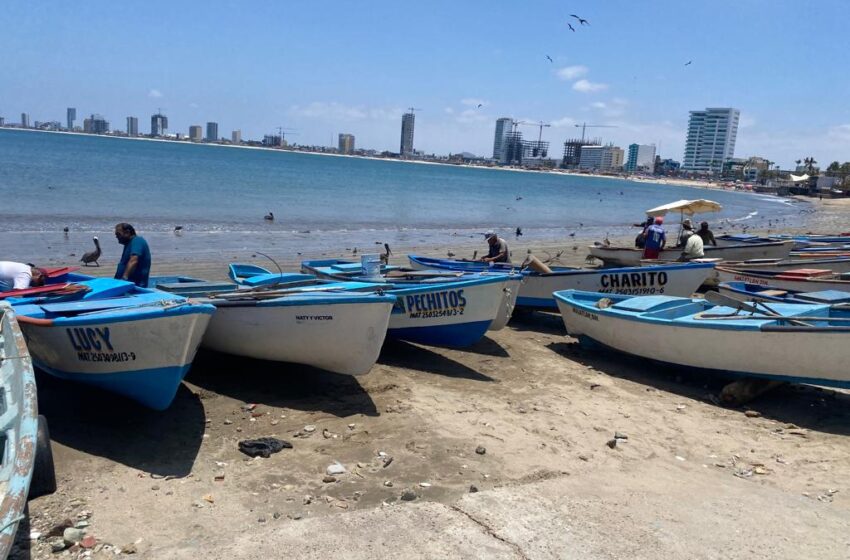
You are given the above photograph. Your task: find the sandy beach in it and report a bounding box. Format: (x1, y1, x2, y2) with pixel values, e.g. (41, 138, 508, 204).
(9, 236, 850, 560)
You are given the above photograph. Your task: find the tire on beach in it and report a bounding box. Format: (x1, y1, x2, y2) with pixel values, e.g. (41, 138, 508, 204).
(29, 415, 57, 499)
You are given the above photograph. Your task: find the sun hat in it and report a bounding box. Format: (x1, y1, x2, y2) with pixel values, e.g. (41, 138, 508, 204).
(484, 230, 496, 239)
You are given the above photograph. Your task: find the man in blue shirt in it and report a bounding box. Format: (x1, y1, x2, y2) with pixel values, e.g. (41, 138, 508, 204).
(642, 217, 666, 260)
(113, 223, 151, 287)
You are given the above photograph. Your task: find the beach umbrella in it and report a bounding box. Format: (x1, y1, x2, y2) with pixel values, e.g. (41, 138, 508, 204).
(645, 199, 723, 217)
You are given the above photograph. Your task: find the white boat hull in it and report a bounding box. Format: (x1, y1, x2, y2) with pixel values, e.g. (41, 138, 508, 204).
(589, 241, 794, 267)
(489, 276, 520, 330)
(517, 264, 713, 308)
(556, 296, 849, 385)
(201, 300, 393, 376)
(20, 310, 212, 410)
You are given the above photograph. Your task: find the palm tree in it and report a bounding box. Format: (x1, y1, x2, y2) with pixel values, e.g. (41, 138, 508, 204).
(803, 157, 818, 174)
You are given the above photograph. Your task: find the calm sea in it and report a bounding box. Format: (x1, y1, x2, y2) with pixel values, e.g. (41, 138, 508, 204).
(0, 128, 803, 265)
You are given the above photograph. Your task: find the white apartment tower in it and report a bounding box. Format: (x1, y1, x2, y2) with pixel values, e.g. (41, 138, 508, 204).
(682, 108, 740, 173)
(625, 144, 657, 173)
(492, 117, 512, 161)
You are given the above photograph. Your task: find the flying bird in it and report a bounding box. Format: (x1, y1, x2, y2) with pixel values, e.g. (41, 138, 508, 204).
(80, 236, 102, 267)
(174, 225, 183, 234)
(546, 55, 553, 63)
(515, 227, 523, 238)
(264, 211, 274, 221)
(567, 23, 575, 32)
(684, 60, 693, 66)
(570, 14, 589, 25)
(477, 103, 483, 108)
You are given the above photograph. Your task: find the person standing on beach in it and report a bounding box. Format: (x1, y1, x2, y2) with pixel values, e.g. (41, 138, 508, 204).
(0, 261, 45, 291)
(482, 230, 510, 264)
(697, 221, 717, 246)
(642, 217, 666, 260)
(114, 223, 151, 287)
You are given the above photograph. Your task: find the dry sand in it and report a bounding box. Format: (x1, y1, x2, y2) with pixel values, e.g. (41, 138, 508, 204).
(10, 236, 850, 559)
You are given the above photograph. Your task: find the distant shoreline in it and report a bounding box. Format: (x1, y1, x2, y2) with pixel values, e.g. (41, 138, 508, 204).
(0, 126, 756, 194)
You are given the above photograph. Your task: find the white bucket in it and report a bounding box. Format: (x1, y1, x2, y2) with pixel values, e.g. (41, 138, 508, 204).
(361, 254, 382, 279)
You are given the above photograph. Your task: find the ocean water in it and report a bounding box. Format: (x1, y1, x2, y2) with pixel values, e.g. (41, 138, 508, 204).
(0, 128, 804, 264)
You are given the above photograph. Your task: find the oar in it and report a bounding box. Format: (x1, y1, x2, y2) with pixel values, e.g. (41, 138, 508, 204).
(703, 290, 812, 327)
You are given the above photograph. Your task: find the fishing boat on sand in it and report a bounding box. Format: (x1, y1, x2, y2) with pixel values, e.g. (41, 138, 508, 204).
(718, 281, 850, 306)
(554, 289, 850, 388)
(155, 276, 395, 376)
(715, 266, 850, 293)
(8, 279, 214, 410)
(0, 302, 55, 557)
(589, 240, 795, 267)
(407, 255, 714, 309)
(299, 259, 521, 336)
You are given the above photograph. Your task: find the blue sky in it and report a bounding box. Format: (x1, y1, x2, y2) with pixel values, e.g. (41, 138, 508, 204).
(3, 0, 850, 167)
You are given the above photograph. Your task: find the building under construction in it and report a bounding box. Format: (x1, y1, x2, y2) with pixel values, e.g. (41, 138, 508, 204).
(561, 137, 602, 168)
(502, 131, 550, 166)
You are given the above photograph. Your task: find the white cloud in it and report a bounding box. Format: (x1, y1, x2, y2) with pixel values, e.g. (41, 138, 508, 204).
(444, 107, 455, 114)
(739, 116, 757, 129)
(827, 124, 850, 141)
(456, 108, 488, 124)
(188, 102, 199, 109)
(287, 102, 400, 122)
(461, 98, 487, 107)
(550, 116, 578, 128)
(148, 89, 163, 99)
(556, 65, 588, 81)
(591, 101, 607, 109)
(589, 98, 628, 117)
(572, 79, 608, 93)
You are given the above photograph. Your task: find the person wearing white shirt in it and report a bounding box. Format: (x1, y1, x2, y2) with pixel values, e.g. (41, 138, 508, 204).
(0, 261, 46, 291)
(680, 234, 704, 261)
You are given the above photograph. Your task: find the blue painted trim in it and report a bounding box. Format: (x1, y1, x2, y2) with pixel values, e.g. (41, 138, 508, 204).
(388, 319, 492, 347)
(34, 361, 193, 410)
(250, 293, 396, 306)
(575, 333, 850, 389)
(47, 302, 215, 327)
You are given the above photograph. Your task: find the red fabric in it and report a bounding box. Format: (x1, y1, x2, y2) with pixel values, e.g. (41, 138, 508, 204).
(643, 248, 660, 259)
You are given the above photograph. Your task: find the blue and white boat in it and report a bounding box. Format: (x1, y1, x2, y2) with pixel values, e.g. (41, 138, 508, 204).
(0, 302, 50, 556)
(554, 289, 850, 388)
(11, 279, 215, 410)
(155, 275, 396, 376)
(715, 266, 850, 293)
(589, 240, 794, 266)
(235, 262, 517, 347)
(408, 255, 714, 309)
(718, 281, 850, 306)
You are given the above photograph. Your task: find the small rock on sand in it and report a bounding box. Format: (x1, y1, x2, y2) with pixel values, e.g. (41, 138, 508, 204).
(400, 489, 417, 501)
(326, 462, 346, 476)
(744, 410, 762, 418)
(475, 446, 486, 455)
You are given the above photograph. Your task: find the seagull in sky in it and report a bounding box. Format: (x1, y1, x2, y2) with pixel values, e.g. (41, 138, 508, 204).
(570, 14, 589, 26)
(477, 103, 483, 108)
(546, 55, 553, 63)
(684, 60, 693, 66)
(567, 23, 575, 32)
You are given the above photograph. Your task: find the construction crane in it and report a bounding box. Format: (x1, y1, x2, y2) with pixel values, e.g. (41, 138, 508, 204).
(520, 120, 552, 143)
(407, 107, 421, 114)
(574, 122, 617, 144)
(276, 126, 298, 144)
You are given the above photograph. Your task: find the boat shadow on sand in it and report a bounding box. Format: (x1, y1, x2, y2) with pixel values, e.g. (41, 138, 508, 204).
(186, 350, 380, 418)
(546, 340, 850, 436)
(379, 339, 498, 382)
(34, 370, 205, 478)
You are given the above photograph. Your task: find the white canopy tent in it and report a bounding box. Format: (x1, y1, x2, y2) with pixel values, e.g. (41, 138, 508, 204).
(645, 199, 723, 217)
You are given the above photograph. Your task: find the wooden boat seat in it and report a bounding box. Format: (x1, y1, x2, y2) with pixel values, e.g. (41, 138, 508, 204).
(794, 290, 850, 304)
(775, 268, 832, 279)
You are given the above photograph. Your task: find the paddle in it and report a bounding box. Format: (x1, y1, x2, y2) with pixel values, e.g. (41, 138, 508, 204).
(703, 291, 812, 327)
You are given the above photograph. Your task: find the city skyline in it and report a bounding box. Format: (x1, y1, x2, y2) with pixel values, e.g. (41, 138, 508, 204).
(3, 1, 850, 166)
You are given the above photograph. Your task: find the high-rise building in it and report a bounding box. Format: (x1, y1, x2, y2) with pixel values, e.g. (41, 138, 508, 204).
(151, 112, 168, 136)
(579, 145, 625, 171)
(67, 108, 76, 130)
(83, 114, 109, 134)
(400, 111, 415, 156)
(625, 144, 657, 173)
(0, 117, 5, 127)
(126, 116, 139, 136)
(189, 125, 203, 142)
(338, 133, 355, 154)
(682, 107, 740, 173)
(492, 118, 512, 161)
(231, 130, 241, 144)
(21, 113, 30, 128)
(206, 122, 219, 142)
